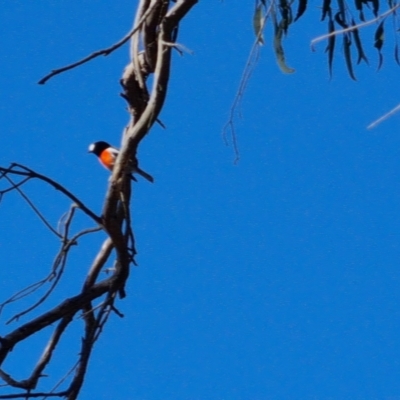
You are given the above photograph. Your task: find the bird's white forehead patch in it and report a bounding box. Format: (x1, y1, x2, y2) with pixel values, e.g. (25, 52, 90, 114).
(88, 143, 95, 152)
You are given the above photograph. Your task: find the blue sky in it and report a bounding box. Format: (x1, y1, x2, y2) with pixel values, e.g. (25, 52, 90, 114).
(1, 1, 400, 399)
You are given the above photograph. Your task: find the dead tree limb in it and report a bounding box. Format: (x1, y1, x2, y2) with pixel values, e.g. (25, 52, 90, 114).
(0, 1, 198, 399)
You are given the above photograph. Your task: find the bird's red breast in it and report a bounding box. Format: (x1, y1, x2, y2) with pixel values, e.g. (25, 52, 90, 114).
(98, 148, 117, 171)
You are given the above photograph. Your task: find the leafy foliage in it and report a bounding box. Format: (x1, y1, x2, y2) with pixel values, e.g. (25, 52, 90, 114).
(253, 0, 400, 78)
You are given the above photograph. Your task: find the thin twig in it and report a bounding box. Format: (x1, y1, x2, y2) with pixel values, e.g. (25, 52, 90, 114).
(222, 3, 272, 163)
(28, 315, 74, 388)
(6, 225, 102, 324)
(58, 204, 76, 238)
(0, 226, 100, 316)
(367, 102, 400, 129)
(0, 164, 101, 224)
(38, 0, 162, 85)
(44, 361, 79, 400)
(38, 29, 136, 85)
(4, 175, 61, 238)
(0, 281, 48, 314)
(222, 41, 261, 163)
(0, 177, 31, 196)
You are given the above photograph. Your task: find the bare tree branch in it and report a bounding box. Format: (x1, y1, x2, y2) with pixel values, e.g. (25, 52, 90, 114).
(38, 0, 164, 85)
(0, 391, 67, 399)
(38, 28, 136, 85)
(1, 2, 198, 398)
(0, 164, 101, 224)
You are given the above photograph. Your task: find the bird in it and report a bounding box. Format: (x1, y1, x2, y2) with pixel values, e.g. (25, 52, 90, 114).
(88, 141, 154, 183)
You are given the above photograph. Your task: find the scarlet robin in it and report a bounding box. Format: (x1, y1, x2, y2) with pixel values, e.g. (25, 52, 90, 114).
(88, 141, 154, 183)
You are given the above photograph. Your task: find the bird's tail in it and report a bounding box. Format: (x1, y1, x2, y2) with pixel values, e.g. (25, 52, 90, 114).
(135, 167, 154, 183)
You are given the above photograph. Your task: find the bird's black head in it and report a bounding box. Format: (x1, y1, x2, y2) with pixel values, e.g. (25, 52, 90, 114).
(88, 141, 111, 156)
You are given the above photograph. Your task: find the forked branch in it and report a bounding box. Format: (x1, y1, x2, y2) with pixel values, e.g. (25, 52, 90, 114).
(0, 1, 198, 399)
